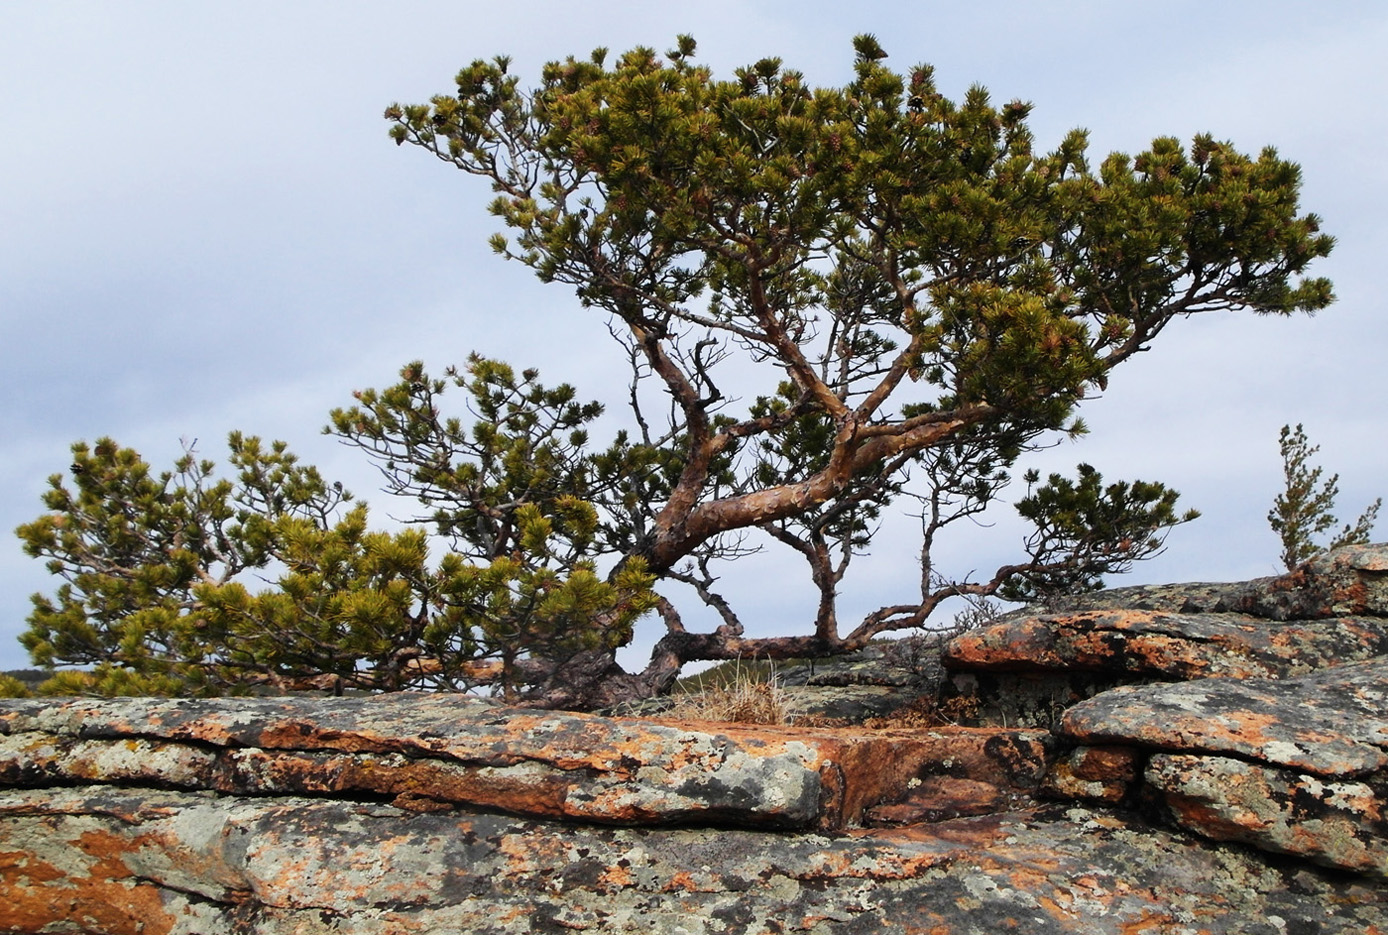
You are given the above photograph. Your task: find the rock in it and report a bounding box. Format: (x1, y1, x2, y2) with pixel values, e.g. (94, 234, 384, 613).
(6, 545, 1388, 931)
(0, 694, 1052, 831)
(3, 787, 1385, 934)
(1059, 658, 1388, 777)
(863, 775, 1028, 825)
(1069, 745, 1140, 781)
(781, 683, 918, 721)
(1030, 542, 1388, 621)
(779, 638, 945, 722)
(1041, 746, 1140, 804)
(1147, 753, 1387, 878)
(1055, 658, 1388, 877)
(940, 547, 1388, 701)
(943, 609, 1388, 680)
(782, 641, 937, 688)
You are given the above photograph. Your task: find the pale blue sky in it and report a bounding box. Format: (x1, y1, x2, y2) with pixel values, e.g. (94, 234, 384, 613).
(2, 2, 1385, 671)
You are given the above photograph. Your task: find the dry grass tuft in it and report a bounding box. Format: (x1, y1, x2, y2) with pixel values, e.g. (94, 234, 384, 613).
(665, 662, 798, 725)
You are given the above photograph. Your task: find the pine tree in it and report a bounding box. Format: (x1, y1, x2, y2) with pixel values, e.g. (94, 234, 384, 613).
(376, 35, 1331, 703)
(13, 365, 655, 700)
(1268, 424, 1380, 571)
(14, 37, 1334, 707)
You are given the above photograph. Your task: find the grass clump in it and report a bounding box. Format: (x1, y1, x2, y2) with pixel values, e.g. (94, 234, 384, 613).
(665, 660, 798, 725)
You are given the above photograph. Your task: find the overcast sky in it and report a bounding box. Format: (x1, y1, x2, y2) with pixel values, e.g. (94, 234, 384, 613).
(2, 2, 1385, 673)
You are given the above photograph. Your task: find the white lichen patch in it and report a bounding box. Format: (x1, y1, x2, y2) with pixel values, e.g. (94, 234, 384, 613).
(67, 738, 216, 784)
(1258, 740, 1312, 766)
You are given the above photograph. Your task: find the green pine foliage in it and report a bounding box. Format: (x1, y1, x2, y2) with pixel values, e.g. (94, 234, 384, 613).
(380, 36, 1326, 654)
(1006, 464, 1200, 604)
(1268, 424, 1380, 571)
(15, 433, 335, 695)
(0, 675, 33, 699)
(16, 363, 656, 698)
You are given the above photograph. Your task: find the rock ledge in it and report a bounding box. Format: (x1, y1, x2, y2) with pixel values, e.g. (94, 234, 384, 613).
(3, 544, 1387, 933)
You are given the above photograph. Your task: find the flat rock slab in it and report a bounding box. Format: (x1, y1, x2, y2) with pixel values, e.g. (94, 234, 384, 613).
(943, 609, 1388, 679)
(3, 786, 1384, 935)
(0, 696, 1050, 831)
(1059, 658, 1388, 777)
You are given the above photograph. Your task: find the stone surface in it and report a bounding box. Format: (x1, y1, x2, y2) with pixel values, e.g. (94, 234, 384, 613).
(1059, 657, 1388, 777)
(5, 544, 1388, 931)
(943, 608, 1388, 679)
(937, 547, 1388, 733)
(1148, 753, 1388, 879)
(1055, 656, 1388, 878)
(1032, 543, 1388, 621)
(1040, 746, 1141, 804)
(0, 694, 1052, 831)
(3, 787, 1385, 934)
(1069, 745, 1140, 781)
(863, 775, 1027, 825)
(779, 641, 936, 688)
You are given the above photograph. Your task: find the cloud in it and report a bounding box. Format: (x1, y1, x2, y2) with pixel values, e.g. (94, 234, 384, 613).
(2, 1, 1383, 671)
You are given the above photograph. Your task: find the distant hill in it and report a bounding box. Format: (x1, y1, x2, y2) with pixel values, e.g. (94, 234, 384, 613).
(2, 670, 47, 691)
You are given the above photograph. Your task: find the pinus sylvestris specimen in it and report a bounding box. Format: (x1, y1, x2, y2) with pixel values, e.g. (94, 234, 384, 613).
(1269, 424, 1380, 571)
(16, 36, 1332, 708)
(16, 370, 656, 702)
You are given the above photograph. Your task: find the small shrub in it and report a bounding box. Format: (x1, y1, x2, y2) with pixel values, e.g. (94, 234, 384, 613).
(0, 675, 33, 698)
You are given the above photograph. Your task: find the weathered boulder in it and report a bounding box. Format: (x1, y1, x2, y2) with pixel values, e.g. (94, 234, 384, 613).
(931, 544, 1388, 879)
(1060, 657, 1388, 776)
(2, 685, 1385, 931)
(1032, 542, 1388, 621)
(943, 609, 1388, 680)
(940, 546, 1388, 712)
(1040, 745, 1141, 803)
(1147, 753, 1386, 878)
(776, 641, 936, 722)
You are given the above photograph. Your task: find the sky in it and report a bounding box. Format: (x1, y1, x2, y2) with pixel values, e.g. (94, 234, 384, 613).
(2, 1, 1385, 674)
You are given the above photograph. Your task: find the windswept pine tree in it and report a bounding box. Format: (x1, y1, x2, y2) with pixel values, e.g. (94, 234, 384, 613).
(16, 37, 1332, 707)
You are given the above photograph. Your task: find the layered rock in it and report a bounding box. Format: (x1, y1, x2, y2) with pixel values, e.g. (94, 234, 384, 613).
(1057, 658, 1388, 877)
(3, 544, 1388, 932)
(0, 695, 1051, 832)
(941, 544, 1388, 882)
(1029, 543, 1388, 620)
(940, 545, 1388, 729)
(944, 609, 1388, 680)
(1059, 657, 1388, 775)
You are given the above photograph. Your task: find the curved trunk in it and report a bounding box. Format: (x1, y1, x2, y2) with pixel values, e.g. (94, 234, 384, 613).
(643, 405, 991, 572)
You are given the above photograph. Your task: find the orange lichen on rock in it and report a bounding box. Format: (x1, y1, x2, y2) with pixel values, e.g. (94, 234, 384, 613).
(0, 831, 179, 935)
